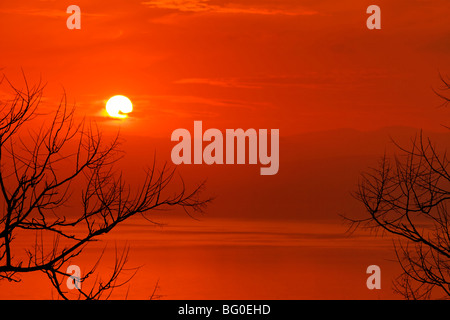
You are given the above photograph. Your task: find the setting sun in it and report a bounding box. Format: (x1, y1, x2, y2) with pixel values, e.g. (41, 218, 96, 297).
(1, 0, 450, 304)
(106, 95, 133, 119)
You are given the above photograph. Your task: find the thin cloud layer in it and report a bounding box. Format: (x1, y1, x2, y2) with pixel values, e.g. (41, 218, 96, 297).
(174, 71, 396, 90)
(141, 0, 318, 15)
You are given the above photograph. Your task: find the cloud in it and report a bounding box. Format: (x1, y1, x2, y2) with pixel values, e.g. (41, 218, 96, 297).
(174, 78, 260, 89)
(142, 94, 270, 116)
(174, 71, 395, 90)
(106, 217, 391, 248)
(80, 94, 263, 121)
(141, 0, 318, 16)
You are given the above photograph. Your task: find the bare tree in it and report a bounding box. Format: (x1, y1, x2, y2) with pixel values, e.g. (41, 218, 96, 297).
(347, 75, 450, 299)
(0, 75, 210, 299)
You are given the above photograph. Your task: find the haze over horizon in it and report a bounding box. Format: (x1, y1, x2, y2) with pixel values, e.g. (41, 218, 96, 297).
(0, 0, 449, 299)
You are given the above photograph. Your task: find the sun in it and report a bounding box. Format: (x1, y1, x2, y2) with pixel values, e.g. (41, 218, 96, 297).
(106, 95, 133, 119)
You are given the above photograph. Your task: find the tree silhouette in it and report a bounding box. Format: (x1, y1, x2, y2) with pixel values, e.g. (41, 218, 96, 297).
(0, 75, 210, 299)
(347, 75, 450, 299)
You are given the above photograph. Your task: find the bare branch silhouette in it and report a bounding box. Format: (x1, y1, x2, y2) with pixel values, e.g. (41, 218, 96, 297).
(345, 75, 450, 299)
(0, 75, 210, 299)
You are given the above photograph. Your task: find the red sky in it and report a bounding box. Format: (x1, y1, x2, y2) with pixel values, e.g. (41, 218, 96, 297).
(0, 0, 449, 299)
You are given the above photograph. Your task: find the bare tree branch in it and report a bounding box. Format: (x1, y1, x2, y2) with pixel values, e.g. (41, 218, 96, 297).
(0, 75, 211, 299)
(345, 75, 450, 299)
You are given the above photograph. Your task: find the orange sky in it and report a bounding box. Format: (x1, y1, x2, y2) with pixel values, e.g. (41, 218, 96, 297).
(0, 0, 449, 299)
(1, 0, 449, 135)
